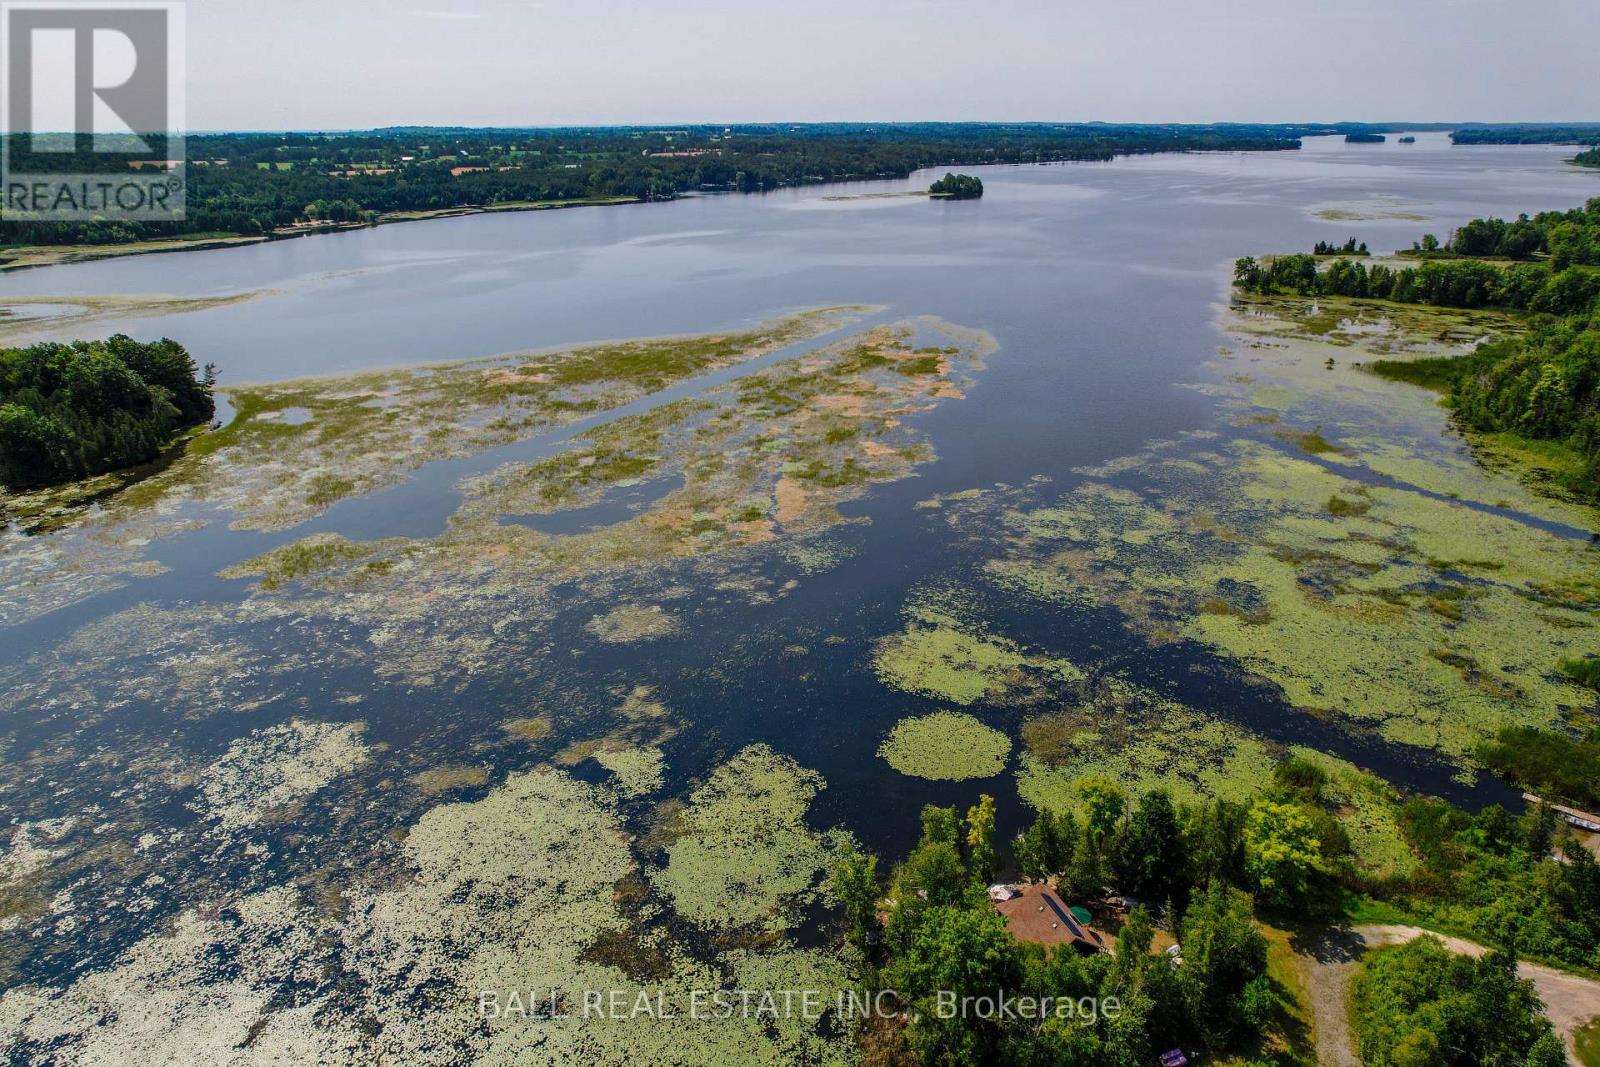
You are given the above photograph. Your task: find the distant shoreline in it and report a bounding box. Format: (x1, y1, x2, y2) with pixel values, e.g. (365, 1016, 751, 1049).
(0, 194, 645, 273)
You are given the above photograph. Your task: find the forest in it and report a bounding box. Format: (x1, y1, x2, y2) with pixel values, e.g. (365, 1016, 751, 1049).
(1576, 146, 1600, 168)
(1450, 125, 1600, 146)
(0, 336, 214, 489)
(832, 757, 1595, 1066)
(1234, 199, 1600, 497)
(1, 123, 1318, 247)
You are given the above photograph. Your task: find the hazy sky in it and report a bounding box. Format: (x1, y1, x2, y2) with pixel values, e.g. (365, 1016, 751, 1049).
(187, 0, 1600, 129)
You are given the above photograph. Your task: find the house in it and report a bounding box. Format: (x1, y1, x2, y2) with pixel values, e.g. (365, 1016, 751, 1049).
(992, 883, 1108, 954)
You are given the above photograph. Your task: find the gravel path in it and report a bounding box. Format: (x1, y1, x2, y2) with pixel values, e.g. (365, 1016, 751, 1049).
(1294, 924, 1600, 1067)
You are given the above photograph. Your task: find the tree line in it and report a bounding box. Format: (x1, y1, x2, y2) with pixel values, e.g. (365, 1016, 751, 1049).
(830, 756, 1594, 1065)
(1313, 237, 1368, 256)
(0, 335, 214, 489)
(0, 124, 1307, 248)
(1234, 253, 1599, 315)
(1450, 125, 1600, 146)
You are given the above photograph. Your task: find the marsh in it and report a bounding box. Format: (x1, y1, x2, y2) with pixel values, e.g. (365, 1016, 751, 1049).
(2, 133, 1598, 1063)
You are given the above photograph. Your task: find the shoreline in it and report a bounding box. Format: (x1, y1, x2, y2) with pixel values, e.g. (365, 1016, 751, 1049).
(0, 194, 646, 274)
(0, 143, 1308, 275)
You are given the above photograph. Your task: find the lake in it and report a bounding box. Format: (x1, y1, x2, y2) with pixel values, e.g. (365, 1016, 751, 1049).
(1, 132, 1597, 1056)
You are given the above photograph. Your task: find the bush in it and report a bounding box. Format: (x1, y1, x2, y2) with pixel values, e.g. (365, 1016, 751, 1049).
(1351, 939, 1555, 1067)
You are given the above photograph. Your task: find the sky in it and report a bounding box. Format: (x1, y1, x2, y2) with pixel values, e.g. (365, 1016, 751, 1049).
(185, 0, 1600, 130)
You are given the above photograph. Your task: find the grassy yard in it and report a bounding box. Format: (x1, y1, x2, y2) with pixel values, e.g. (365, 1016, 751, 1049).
(1577, 1016, 1600, 1067)
(1215, 925, 1316, 1067)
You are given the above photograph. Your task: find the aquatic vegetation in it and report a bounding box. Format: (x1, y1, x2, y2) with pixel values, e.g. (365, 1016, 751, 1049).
(1015, 678, 1280, 811)
(593, 746, 667, 798)
(196, 719, 369, 831)
(220, 532, 391, 590)
(1286, 747, 1415, 876)
(410, 764, 490, 795)
(0, 308, 875, 627)
(500, 716, 553, 741)
(652, 745, 854, 932)
(193, 307, 864, 532)
(585, 603, 680, 643)
(0, 761, 856, 1064)
(430, 317, 991, 578)
(1312, 198, 1429, 222)
(780, 537, 856, 575)
(0, 820, 73, 889)
(877, 710, 1011, 780)
(115, 316, 992, 693)
(873, 609, 1083, 706)
(0, 599, 368, 725)
(978, 294, 1600, 765)
(0, 884, 358, 1065)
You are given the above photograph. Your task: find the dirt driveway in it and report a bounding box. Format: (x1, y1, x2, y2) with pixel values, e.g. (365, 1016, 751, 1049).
(1294, 924, 1600, 1067)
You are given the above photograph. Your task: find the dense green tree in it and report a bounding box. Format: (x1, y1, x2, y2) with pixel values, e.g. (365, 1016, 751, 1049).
(3, 123, 1311, 246)
(1075, 777, 1127, 843)
(1180, 883, 1269, 1046)
(1476, 725, 1600, 809)
(1112, 790, 1188, 908)
(1243, 799, 1321, 907)
(921, 804, 962, 848)
(851, 776, 1586, 1066)
(830, 851, 880, 954)
(885, 904, 1022, 1066)
(1187, 798, 1249, 889)
(0, 335, 213, 489)
(1352, 938, 1556, 1067)
(1064, 822, 1107, 899)
(929, 172, 984, 199)
(1239, 199, 1600, 499)
(965, 795, 998, 884)
(897, 841, 967, 907)
(1014, 808, 1077, 882)
(1525, 1031, 1569, 1067)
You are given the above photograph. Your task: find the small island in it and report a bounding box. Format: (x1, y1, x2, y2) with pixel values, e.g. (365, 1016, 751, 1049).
(1345, 132, 1387, 144)
(929, 172, 984, 200)
(1575, 145, 1600, 168)
(1398, 135, 1417, 144)
(0, 335, 214, 489)
(1313, 236, 1369, 256)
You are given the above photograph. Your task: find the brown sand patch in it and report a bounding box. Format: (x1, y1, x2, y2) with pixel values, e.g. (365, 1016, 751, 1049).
(775, 477, 808, 524)
(814, 393, 871, 416)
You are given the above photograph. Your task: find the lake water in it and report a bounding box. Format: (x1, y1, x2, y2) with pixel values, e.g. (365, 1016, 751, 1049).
(2, 132, 1598, 996)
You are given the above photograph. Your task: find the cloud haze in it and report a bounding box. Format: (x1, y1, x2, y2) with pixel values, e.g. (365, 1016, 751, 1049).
(188, 0, 1600, 129)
